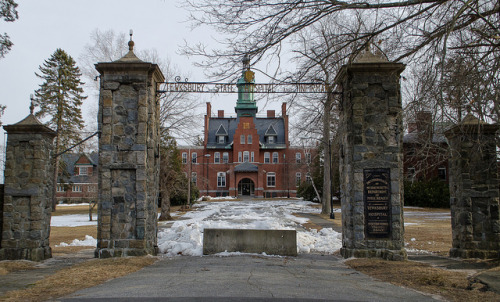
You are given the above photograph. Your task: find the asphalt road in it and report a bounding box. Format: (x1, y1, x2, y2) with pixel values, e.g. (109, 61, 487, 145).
(61, 254, 438, 302)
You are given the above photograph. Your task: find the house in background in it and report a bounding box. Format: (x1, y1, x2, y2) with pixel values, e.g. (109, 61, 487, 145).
(403, 111, 449, 183)
(178, 61, 314, 198)
(56, 152, 98, 204)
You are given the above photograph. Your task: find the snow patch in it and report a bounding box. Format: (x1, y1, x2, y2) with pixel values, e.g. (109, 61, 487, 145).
(158, 200, 341, 257)
(56, 235, 96, 247)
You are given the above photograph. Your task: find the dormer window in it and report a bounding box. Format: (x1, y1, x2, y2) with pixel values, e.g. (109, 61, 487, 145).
(265, 124, 278, 145)
(216, 124, 228, 144)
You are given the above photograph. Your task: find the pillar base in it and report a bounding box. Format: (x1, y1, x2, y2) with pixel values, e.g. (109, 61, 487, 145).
(341, 247, 407, 261)
(95, 246, 158, 258)
(0, 247, 51, 262)
(450, 248, 499, 259)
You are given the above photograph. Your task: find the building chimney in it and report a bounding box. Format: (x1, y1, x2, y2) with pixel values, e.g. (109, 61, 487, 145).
(206, 102, 212, 116)
(218, 110, 224, 118)
(281, 103, 287, 116)
(267, 110, 275, 118)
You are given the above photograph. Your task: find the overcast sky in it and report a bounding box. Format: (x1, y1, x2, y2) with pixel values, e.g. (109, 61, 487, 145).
(0, 0, 285, 143)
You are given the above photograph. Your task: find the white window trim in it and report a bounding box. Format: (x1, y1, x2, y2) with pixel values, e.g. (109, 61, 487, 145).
(267, 172, 276, 187)
(217, 172, 226, 187)
(264, 152, 270, 163)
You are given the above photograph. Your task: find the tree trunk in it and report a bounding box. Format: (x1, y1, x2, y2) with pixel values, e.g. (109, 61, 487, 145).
(159, 189, 172, 221)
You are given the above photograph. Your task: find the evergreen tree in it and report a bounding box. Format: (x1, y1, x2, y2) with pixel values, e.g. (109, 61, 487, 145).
(0, 0, 18, 59)
(33, 48, 86, 210)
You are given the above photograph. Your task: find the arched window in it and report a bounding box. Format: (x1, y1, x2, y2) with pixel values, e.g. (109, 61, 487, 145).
(192, 152, 197, 163)
(272, 152, 279, 163)
(214, 152, 220, 164)
(182, 152, 187, 164)
(264, 152, 270, 163)
(243, 151, 249, 162)
(238, 152, 242, 162)
(223, 152, 229, 163)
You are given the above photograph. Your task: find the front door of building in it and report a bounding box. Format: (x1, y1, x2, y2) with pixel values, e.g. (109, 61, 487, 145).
(238, 178, 255, 196)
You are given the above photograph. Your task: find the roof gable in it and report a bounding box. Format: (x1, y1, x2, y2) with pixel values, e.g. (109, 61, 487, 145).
(265, 124, 277, 136)
(215, 124, 228, 135)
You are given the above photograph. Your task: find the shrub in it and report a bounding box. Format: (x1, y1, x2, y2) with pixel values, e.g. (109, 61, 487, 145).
(297, 182, 319, 202)
(404, 179, 450, 208)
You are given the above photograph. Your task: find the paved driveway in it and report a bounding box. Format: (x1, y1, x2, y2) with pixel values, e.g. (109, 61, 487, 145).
(62, 254, 437, 301)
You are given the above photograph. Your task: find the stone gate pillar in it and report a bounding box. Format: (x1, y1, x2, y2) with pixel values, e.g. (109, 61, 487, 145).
(95, 38, 164, 258)
(335, 49, 406, 260)
(0, 111, 56, 261)
(445, 115, 500, 259)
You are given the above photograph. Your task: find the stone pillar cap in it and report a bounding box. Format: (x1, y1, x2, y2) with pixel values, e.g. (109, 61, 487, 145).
(445, 113, 498, 137)
(3, 113, 56, 136)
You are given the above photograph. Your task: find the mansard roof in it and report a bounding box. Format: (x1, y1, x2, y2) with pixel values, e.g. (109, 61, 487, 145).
(206, 116, 286, 149)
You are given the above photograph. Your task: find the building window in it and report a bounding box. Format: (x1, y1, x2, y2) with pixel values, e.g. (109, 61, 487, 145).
(192, 152, 197, 163)
(305, 153, 311, 164)
(192, 172, 197, 185)
(438, 167, 446, 181)
(267, 172, 276, 187)
(238, 151, 242, 162)
(217, 172, 226, 187)
(268, 136, 274, 144)
(272, 152, 279, 163)
(223, 152, 229, 163)
(72, 185, 82, 192)
(296, 153, 301, 163)
(247, 135, 252, 144)
(251, 151, 254, 162)
(57, 185, 66, 192)
(296, 172, 301, 187)
(182, 152, 187, 164)
(264, 152, 270, 163)
(306, 173, 312, 183)
(240, 135, 245, 144)
(243, 151, 250, 162)
(78, 166, 88, 175)
(214, 152, 220, 164)
(218, 136, 225, 144)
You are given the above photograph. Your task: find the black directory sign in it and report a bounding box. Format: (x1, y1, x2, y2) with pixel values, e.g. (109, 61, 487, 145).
(364, 168, 391, 238)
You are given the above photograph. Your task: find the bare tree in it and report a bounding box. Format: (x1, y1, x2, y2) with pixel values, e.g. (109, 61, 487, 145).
(184, 1, 498, 79)
(80, 28, 202, 143)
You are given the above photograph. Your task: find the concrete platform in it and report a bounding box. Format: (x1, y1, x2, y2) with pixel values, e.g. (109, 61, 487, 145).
(203, 228, 297, 256)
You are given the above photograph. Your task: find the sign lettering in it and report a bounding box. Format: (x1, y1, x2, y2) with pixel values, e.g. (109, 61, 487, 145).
(364, 168, 391, 238)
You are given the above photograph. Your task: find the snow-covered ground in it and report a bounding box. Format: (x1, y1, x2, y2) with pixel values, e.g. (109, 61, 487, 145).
(51, 214, 97, 227)
(158, 199, 342, 257)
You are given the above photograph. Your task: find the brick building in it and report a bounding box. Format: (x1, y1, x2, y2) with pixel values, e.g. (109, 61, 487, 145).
(179, 60, 313, 198)
(55, 153, 98, 204)
(403, 111, 449, 182)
